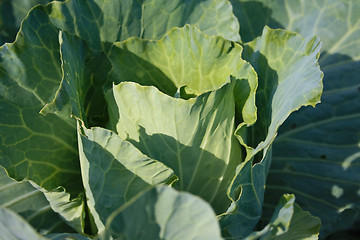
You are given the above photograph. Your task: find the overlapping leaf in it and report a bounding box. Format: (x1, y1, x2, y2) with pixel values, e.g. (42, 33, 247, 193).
(48, 0, 240, 53)
(0, 206, 48, 240)
(219, 150, 272, 239)
(108, 81, 245, 214)
(0, 206, 88, 240)
(0, 0, 244, 234)
(244, 194, 320, 240)
(102, 186, 223, 240)
(0, 0, 55, 45)
(229, 0, 360, 236)
(40, 31, 110, 127)
(0, 6, 89, 233)
(219, 26, 323, 238)
(237, 26, 323, 161)
(0, 0, 242, 191)
(41, 0, 242, 122)
(108, 25, 257, 125)
(0, 167, 74, 234)
(0, 0, 347, 239)
(0, 5, 82, 196)
(40, 187, 89, 234)
(78, 125, 177, 232)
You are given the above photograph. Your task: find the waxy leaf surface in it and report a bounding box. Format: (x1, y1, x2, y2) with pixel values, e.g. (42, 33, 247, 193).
(0, 5, 82, 196)
(0, 206, 48, 240)
(0, 0, 55, 44)
(109, 81, 244, 213)
(42, 0, 243, 123)
(48, 0, 240, 53)
(103, 186, 223, 240)
(0, 167, 74, 234)
(78, 126, 177, 232)
(220, 26, 323, 238)
(230, 0, 360, 236)
(244, 194, 320, 240)
(109, 25, 257, 124)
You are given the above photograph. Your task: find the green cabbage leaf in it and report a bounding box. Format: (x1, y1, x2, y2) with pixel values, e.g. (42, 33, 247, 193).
(1, 0, 356, 239)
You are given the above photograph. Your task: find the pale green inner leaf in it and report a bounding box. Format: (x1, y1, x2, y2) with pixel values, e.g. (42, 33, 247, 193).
(103, 186, 223, 240)
(232, 0, 360, 237)
(236, 26, 323, 161)
(109, 25, 257, 124)
(0, 206, 48, 240)
(109, 81, 244, 213)
(78, 125, 177, 232)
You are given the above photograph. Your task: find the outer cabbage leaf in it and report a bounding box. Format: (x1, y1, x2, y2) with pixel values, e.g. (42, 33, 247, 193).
(41, 31, 110, 127)
(220, 150, 272, 239)
(0, 166, 74, 234)
(0, 206, 48, 240)
(0, 0, 240, 233)
(40, 187, 90, 235)
(0, 6, 90, 234)
(0, 206, 88, 240)
(244, 194, 320, 240)
(230, 0, 360, 236)
(236, 26, 323, 162)
(108, 81, 244, 214)
(0, 4, 82, 196)
(0, 0, 55, 45)
(48, 0, 240, 52)
(231, 0, 360, 54)
(78, 125, 177, 232)
(101, 185, 223, 240)
(1, 0, 243, 189)
(108, 25, 257, 124)
(41, 0, 242, 124)
(219, 27, 323, 238)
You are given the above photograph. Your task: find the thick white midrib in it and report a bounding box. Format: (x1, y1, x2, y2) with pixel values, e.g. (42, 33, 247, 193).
(185, 106, 222, 193)
(284, 0, 296, 30)
(0, 181, 18, 192)
(327, 17, 359, 56)
(189, 105, 235, 207)
(320, 22, 360, 63)
(208, 134, 235, 205)
(161, 40, 178, 87)
(27, 205, 52, 221)
(2, 189, 42, 208)
(173, 103, 184, 190)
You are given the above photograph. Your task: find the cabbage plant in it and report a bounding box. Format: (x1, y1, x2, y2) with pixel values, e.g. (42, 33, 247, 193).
(0, 0, 359, 239)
